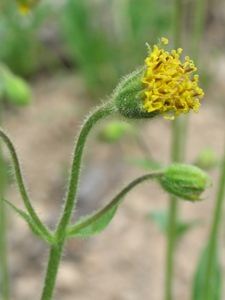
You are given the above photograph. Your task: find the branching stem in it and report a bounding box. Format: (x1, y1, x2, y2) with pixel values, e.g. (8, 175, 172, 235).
(41, 104, 114, 299)
(0, 130, 52, 242)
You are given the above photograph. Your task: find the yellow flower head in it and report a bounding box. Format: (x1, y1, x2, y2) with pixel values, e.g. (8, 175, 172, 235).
(141, 38, 204, 120)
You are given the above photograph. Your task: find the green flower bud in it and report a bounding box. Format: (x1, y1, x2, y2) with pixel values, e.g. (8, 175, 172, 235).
(195, 148, 218, 170)
(113, 66, 159, 119)
(159, 164, 212, 202)
(98, 121, 133, 143)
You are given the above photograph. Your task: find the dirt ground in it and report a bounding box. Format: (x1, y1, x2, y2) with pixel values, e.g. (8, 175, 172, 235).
(2, 52, 225, 300)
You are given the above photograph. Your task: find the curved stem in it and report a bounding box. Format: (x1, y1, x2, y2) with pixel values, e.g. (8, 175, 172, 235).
(41, 171, 164, 300)
(0, 130, 52, 242)
(204, 139, 225, 300)
(56, 104, 114, 239)
(41, 104, 114, 300)
(67, 171, 164, 235)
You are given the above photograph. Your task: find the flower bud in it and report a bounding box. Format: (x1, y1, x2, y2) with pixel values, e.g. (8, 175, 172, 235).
(98, 120, 133, 143)
(159, 164, 212, 201)
(195, 148, 218, 170)
(113, 66, 158, 119)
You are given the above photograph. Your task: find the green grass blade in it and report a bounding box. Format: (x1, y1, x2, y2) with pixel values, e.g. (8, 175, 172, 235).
(192, 243, 221, 300)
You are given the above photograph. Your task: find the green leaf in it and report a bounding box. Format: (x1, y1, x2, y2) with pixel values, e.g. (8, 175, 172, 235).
(192, 244, 221, 300)
(148, 210, 202, 239)
(2, 198, 52, 243)
(67, 172, 163, 238)
(67, 199, 121, 238)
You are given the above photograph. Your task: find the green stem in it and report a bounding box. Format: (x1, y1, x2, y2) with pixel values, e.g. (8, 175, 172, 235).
(40, 240, 64, 300)
(165, 2, 184, 299)
(191, 0, 207, 61)
(165, 195, 177, 300)
(42, 172, 163, 300)
(0, 163, 10, 300)
(204, 140, 225, 300)
(165, 0, 206, 296)
(165, 119, 183, 300)
(56, 104, 114, 239)
(0, 130, 52, 242)
(41, 104, 114, 300)
(67, 172, 164, 235)
(173, 0, 182, 49)
(0, 96, 10, 299)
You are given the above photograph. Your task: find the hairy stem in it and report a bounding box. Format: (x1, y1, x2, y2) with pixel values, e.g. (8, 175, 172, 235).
(56, 104, 114, 239)
(0, 98, 10, 300)
(0, 130, 52, 242)
(40, 240, 64, 300)
(68, 171, 164, 235)
(0, 153, 10, 300)
(41, 104, 114, 300)
(42, 171, 163, 299)
(0, 205, 9, 300)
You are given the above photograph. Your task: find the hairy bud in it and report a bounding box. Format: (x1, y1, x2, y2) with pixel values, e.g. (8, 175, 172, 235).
(159, 164, 212, 201)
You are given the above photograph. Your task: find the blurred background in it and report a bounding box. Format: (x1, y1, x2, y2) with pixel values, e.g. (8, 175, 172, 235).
(1, 0, 225, 299)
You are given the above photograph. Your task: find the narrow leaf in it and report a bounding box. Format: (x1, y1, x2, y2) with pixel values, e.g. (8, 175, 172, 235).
(67, 201, 120, 238)
(192, 244, 221, 300)
(2, 198, 52, 243)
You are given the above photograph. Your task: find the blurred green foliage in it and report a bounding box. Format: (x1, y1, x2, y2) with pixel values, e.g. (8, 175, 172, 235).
(97, 120, 134, 143)
(1, 0, 173, 99)
(192, 243, 222, 300)
(194, 148, 218, 170)
(0, 1, 50, 76)
(60, 0, 173, 98)
(148, 210, 202, 241)
(0, 63, 31, 105)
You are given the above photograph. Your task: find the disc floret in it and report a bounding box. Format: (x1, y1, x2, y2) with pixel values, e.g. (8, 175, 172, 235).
(142, 38, 204, 120)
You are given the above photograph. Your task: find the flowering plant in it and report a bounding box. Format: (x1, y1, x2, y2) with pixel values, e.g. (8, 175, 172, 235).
(0, 38, 210, 300)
